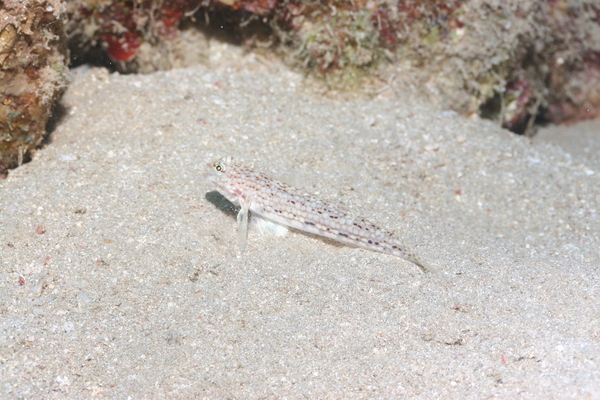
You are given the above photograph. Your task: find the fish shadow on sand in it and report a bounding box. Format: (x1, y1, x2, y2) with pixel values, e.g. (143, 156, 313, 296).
(205, 191, 238, 218)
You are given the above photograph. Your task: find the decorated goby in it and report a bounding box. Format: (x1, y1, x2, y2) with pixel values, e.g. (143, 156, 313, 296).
(204, 156, 434, 272)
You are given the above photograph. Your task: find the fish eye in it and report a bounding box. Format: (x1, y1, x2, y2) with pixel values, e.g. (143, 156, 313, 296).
(214, 163, 223, 172)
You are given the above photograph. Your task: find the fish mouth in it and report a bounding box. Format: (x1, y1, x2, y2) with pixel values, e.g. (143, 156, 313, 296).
(204, 171, 219, 188)
(203, 163, 219, 186)
(203, 169, 214, 180)
(204, 168, 228, 196)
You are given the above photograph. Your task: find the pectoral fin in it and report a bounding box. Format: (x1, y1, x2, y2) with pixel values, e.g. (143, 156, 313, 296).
(237, 205, 249, 254)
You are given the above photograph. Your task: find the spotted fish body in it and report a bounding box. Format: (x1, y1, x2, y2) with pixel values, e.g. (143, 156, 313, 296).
(204, 156, 433, 272)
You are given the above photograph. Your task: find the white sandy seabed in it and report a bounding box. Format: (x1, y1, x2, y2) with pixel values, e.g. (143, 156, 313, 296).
(1, 43, 599, 398)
